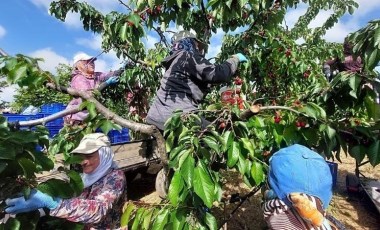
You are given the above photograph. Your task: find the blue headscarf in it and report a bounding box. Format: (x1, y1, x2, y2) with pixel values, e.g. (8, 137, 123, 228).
(170, 37, 196, 54)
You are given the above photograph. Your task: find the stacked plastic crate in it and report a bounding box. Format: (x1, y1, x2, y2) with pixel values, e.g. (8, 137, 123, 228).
(107, 128, 130, 144)
(40, 103, 66, 137)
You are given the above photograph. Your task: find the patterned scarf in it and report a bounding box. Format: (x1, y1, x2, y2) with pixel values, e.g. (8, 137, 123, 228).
(81, 146, 116, 188)
(170, 38, 196, 55)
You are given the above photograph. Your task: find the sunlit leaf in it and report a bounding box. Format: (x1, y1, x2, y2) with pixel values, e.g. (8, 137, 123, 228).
(194, 161, 215, 208)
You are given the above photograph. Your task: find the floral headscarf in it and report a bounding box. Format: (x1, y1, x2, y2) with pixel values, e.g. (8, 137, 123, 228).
(170, 37, 197, 55)
(74, 60, 95, 78)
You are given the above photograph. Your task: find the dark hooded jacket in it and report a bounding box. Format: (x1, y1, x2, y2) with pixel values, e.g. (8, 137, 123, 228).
(146, 50, 239, 130)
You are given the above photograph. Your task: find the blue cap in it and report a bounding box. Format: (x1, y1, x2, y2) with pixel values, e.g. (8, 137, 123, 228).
(268, 144, 332, 209)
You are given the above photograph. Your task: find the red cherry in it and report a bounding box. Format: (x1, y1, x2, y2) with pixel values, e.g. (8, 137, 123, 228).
(285, 49, 291, 57)
(234, 77, 243, 85)
(274, 116, 281, 123)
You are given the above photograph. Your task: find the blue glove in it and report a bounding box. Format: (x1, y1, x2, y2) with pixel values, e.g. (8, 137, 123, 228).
(105, 76, 119, 85)
(5, 189, 60, 214)
(234, 53, 248, 63)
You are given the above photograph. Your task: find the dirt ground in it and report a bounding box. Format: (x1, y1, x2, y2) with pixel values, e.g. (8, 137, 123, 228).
(127, 155, 380, 230)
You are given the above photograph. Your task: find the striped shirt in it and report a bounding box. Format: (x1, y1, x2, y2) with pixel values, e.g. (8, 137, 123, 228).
(262, 194, 338, 230)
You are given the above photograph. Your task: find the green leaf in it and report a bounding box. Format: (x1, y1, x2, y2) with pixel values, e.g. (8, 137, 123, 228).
(176, 0, 183, 8)
(170, 209, 186, 230)
(223, 131, 233, 149)
(211, 130, 226, 152)
(368, 140, 380, 166)
(165, 131, 175, 153)
(119, 23, 128, 41)
(120, 202, 136, 227)
(127, 13, 141, 27)
(181, 153, 194, 188)
(326, 126, 336, 140)
(11, 65, 27, 82)
(132, 208, 145, 230)
(237, 153, 248, 175)
(169, 145, 185, 161)
(307, 102, 326, 120)
(34, 152, 54, 171)
(142, 209, 154, 230)
(177, 149, 191, 169)
(350, 145, 366, 163)
(374, 28, 380, 47)
(151, 209, 169, 230)
(67, 170, 84, 196)
(250, 161, 264, 185)
(86, 102, 97, 119)
(348, 75, 361, 92)
(18, 158, 37, 178)
(299, 104, 317, 119)
(99, 120, 117, 135)
(193, 161, 215, 208)
(203, 135, 220, 153)
(2, 217, 21, 230)
(0, 145, 16, 160)
(0, 162, 7, 174)
(38, 179, 75, 198)
(367, 48, 378, 70)
(148, 0, 156, 9)
(240, 138, 255, 158)
(204, 212, 218, 230)
(168, 171, 184, 206)
(227, 141, 239, 168)
(348, 5, 355, 14)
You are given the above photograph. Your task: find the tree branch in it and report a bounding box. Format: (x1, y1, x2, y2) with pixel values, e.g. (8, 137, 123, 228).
(24, 83, 168, 167)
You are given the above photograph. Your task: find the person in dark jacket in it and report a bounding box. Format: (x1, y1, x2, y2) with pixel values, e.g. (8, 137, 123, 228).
(323, 39, 362, 82)
(146, 30, 248, 131)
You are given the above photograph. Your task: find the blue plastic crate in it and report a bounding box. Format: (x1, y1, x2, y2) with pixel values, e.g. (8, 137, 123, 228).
(326, 161, 338, 188)
(40, 103, 66, 114)
(3, 113, 43, 122)
(47, 126, 62, 138)
(108, 128, 129, 144)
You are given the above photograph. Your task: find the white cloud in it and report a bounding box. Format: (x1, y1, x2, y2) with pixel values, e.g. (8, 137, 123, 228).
(29, 0, 52, 9)
(30, 0, 119, 13)
(143, 34, 160, 50)
(0, 85, 18, 103)
(76, 34, 103, 50)
(29, 0, 122, 29)
(283, 2, 380, 43)
(0, 25, 6, 38)
(353, 0, 380, 17)
(29, 48, 69, 74)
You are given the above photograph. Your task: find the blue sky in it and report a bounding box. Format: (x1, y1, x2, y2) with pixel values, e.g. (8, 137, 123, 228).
(1, 0, 380, 102)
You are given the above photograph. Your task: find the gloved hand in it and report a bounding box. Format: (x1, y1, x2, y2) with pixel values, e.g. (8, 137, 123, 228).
(233, 53, 248, 63)
(105, 76, 119, 85)
(5, 189, 60, 214)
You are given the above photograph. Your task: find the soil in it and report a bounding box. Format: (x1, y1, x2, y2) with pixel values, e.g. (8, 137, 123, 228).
(127, 155, 380, 230)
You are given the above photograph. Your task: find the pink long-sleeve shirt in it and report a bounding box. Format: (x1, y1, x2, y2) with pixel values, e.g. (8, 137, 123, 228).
(65, 71, 114, 122)
(49, 169, 126, 230)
